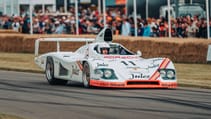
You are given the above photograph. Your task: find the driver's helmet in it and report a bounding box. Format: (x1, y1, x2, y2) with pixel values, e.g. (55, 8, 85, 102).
(98, 43, 110, 54)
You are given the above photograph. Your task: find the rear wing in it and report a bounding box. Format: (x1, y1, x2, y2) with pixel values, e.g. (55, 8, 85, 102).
(35, 38, 95, 56)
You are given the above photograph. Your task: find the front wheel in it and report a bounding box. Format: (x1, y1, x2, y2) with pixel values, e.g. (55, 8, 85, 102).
(82, 62, 91, 88)
(45, 57, 67, 85)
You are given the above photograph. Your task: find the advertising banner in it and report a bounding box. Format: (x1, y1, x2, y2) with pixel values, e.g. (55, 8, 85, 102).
(116, 0, 126, 5)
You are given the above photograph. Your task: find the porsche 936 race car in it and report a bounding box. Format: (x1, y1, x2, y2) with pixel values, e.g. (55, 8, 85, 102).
(35, 28, 177, 88)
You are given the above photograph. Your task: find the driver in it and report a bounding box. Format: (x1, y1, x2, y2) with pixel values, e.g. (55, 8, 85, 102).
(98, 43, 110, 55)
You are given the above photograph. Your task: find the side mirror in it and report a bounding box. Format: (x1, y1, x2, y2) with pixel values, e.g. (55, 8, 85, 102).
(136, 50, 142, 57)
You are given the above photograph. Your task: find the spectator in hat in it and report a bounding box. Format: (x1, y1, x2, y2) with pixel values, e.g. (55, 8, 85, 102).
(54, 21, 64, 34)
(138, 23, 144, 36)
(33, 18, 40, 34)
(12, 17, 20, 32)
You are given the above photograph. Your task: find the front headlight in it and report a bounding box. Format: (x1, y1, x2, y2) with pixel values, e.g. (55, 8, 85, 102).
(104, 69, 112, 78)
(95, 69, 104, 78)
(159, 69, 176, 80)
(94, 68, 117, 80)
(160, 70, 166, 78)
(166, 70, 175, 79)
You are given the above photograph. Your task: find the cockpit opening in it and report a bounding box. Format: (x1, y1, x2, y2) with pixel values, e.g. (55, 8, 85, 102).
(94, 43, 134, 55)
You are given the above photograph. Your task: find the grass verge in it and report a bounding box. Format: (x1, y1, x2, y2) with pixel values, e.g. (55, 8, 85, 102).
(0, 52, 211, 88)
(0, 114, 25, 119)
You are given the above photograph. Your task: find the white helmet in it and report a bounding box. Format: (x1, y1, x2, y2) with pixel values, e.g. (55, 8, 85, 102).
(97, 43, 110, 54)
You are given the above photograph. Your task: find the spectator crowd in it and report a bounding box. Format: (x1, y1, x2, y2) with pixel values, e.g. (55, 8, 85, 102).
(0, 6, 211, 38)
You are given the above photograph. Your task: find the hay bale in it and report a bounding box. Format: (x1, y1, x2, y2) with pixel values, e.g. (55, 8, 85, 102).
(1, 33, 211, 63)
(114, 36, 211, 63)
(0, 30, 20, 34)
(0, 34, 24, 52)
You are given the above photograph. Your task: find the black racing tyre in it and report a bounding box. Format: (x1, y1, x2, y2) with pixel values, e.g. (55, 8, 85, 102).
(82, 62, 91, 88)
(45, 57, 67, 85)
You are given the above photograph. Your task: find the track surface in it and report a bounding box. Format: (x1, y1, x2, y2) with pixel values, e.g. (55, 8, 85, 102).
(0, 70, 211, 119)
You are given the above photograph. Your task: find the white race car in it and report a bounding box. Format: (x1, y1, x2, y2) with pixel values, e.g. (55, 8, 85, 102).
(35, 28, 177, 88)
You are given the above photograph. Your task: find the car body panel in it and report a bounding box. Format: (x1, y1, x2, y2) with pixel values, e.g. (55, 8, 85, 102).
(35, 28, 177, 88)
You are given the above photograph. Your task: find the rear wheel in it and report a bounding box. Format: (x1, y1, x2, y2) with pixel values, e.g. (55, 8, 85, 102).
(45, 57, 67, 85)
(82, 62, 91, 88)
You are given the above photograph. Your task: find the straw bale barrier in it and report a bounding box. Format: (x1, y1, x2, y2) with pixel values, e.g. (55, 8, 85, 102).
(0, 30, 20, 34)
(0, 33, 211, 63)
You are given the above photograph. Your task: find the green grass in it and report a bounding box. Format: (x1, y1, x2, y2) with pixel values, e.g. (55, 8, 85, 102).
(0, 52, 211, 88)
(175, 63, 211, 88)
(0, 52, 41, 72)
(0, 114, 25, 119)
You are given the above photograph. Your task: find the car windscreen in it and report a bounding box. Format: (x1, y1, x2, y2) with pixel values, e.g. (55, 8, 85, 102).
(109, 44, 134, 55)
(94, 44, 134, 55)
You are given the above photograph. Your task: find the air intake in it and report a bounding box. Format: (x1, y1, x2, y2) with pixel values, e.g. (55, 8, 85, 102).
(127, 81, 159, 85)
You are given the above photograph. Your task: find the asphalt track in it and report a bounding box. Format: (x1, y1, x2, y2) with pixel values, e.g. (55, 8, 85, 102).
(0, 70, 211, 119)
